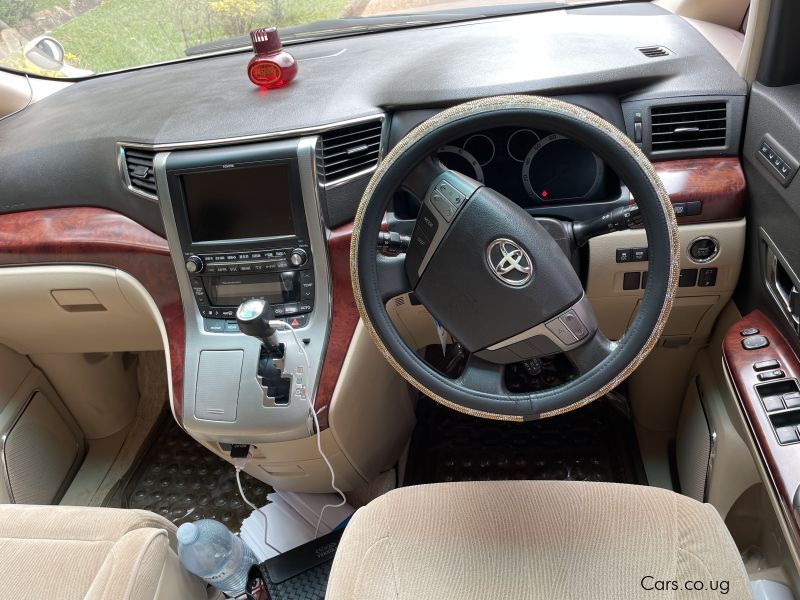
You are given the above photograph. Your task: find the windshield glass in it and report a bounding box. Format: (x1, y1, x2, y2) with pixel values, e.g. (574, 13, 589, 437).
(0, 0, 623, 78)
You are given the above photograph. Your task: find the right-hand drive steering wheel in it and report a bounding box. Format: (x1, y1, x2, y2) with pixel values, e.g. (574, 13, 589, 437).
(351, 96, 680, 421)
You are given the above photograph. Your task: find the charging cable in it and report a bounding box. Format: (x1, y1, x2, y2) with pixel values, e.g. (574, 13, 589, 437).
(269, 320, 347, 538)
(231, 320, 348, 553)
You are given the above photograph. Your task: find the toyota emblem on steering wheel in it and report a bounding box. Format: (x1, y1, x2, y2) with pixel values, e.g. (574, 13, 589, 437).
(486, 238, 533, 286)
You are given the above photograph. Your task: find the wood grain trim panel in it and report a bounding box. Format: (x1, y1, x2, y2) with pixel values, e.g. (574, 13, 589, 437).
(722, 310, 800, 551)
(314, 223, 359, 430)
(652, 157, 745, 223)
(0, 207, 186, 425)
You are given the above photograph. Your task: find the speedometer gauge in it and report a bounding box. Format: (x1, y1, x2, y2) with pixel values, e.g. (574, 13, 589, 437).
(437, 145, 485, 183)
(522, 134, 602, 202)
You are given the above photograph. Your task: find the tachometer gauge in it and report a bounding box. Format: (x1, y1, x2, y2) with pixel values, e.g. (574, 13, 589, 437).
(507, 129, 540, 162)
(437, 145, 485, 183)
(522, 134, 602, 202)
(463, 134, 496, 166)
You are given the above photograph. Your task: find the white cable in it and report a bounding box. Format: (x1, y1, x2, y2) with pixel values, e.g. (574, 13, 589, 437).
(270, 320, 348, 538)
(234, 459, 281, 555)
(0, 74, 33, 123)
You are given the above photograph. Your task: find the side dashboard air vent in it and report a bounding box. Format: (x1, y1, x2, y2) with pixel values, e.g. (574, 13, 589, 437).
(638, 45, 671, 58)
(319, 118, 384, 186)
(650, 102, 727, 152)
(120, 146, 158, 198)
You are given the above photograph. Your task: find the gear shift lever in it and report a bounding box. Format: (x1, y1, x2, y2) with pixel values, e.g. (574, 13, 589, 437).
(236, 298, 282, 356)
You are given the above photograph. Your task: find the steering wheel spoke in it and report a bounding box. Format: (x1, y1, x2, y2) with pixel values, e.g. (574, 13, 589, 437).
(402, 155, 449, 200)
(455, 354, 507, 395)
(377, 253, 412, 303)
(564, 330, 616, 376)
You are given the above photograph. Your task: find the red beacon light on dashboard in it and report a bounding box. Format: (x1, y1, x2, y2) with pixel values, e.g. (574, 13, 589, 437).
(248, 27, 297, 88)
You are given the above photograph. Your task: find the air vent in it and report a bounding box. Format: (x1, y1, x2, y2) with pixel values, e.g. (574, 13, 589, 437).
(650, 102, 727, 152)
(638, 46, 671, 58)
(121, 147, 157, 198)
(320, 118, 384, 185)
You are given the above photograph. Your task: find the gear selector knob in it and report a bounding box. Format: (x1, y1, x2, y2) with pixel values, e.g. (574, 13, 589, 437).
(236, 298, 277, 346)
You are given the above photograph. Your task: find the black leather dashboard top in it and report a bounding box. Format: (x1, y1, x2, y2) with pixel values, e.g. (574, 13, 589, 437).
(0, 2, 746, 235)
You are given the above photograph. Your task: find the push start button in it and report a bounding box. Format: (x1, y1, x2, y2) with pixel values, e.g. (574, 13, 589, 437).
(689, 236, 719, 263)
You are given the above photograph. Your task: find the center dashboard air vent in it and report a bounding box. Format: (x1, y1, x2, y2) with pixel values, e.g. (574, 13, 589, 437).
(650, 102, 727, 152)
(319, 118, 384, 186)
(120, 146, 158, 199)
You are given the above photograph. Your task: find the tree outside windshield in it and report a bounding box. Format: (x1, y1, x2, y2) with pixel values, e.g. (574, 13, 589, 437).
(0, 0, 572, 78)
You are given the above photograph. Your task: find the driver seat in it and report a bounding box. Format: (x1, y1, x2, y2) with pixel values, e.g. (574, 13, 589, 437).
(326, 480, 751, 599)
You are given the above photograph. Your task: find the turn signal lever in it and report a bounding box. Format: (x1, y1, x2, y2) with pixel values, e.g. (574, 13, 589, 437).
(377, 231, 411, 254)
(236, 298, 283, 358)
(571, 204, 643, 247)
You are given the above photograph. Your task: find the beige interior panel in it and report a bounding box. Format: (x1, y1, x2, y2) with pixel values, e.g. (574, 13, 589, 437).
(29, 352, 140, 439)
(196, 321, 415, 493)
(654, 0, 749, 29)
(587, 220, 745, 341)
(0, 266, 162, 354)
(0, 360, 84, 504)
(386, 294, 443, 350)
(0, 69, 68, 119)
(682, 18, 744, 69)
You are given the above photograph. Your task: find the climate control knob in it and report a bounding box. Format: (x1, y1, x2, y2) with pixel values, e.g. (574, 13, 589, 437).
(185, 255, 204, 273)
(290, 248, 308, 267)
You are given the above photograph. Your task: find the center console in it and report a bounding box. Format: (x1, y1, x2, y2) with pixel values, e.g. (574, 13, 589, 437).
(156, 137, 331, 443)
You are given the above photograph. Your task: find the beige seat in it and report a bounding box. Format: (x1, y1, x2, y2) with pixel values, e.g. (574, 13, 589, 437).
(327, 480, 752, 600)
(0, 504, 212, 600)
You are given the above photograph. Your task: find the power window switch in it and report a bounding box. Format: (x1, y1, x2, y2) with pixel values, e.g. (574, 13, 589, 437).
(783, 392, 800, 409)
(757, 369, 785, 381)
(741, 328, 760, 336)
(776, 426, 799, 444)
(754, 359, 779, 371)
(763, 395, 785, 412)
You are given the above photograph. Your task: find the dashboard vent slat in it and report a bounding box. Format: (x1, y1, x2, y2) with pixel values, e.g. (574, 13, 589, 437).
(320, 118, 384, 185)
(121, 147, 158, 199)
(638, 45, 670, 58)
(649, 102, 728, 152)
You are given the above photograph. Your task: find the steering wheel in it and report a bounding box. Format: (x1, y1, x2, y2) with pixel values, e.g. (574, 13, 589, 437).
(351, 96, 679, 421)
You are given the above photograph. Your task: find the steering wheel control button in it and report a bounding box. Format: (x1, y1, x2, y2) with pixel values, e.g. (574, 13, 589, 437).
(678, 269, 698, 287)
(430, 192, 456, 221)
(740, 327, 760, 336)
(758, 369, 785, 381)
(742, 335, 769, 351)
(622, 272, 640, 290)
(776, 426, 799, 445)
(417, 206, 439, 239)
(689, 236, 719, 263)
(560, 311, 588, 340)
(615, 248, 631, 263)
(486, 239, 533, 286)
(437, 181, 466, 207)
(754, 359, 779, 371)
(546, 318, 577, 345)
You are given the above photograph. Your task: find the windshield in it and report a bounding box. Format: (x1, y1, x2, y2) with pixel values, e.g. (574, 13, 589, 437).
(0, 0, 623, 78)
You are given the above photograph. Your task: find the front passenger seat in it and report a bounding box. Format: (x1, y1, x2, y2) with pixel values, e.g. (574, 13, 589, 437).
(0, 504, 212, 599)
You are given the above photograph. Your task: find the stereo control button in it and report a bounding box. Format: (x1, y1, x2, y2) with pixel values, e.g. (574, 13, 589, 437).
(290, 249, 308, 267)
(185, 255, 204, 273)
(284, 303, 299, 315)
(298, 302, 313, 313)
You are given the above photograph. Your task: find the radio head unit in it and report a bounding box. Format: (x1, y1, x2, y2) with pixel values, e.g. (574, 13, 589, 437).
(165, 139, 316, 329)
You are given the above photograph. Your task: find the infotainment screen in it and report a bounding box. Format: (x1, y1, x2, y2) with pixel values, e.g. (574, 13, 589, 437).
(182, 164, 294, 242)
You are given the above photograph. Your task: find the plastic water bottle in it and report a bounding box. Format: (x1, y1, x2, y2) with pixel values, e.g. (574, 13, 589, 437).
(177, 519, 258, 597)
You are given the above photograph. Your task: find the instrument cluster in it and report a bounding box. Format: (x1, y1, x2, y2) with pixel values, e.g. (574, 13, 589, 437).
(435, 126, 619, 207)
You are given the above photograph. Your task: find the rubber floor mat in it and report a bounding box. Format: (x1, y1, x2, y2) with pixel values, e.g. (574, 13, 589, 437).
(404, 397, 646, 486)
(122, 417, 271, 530)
